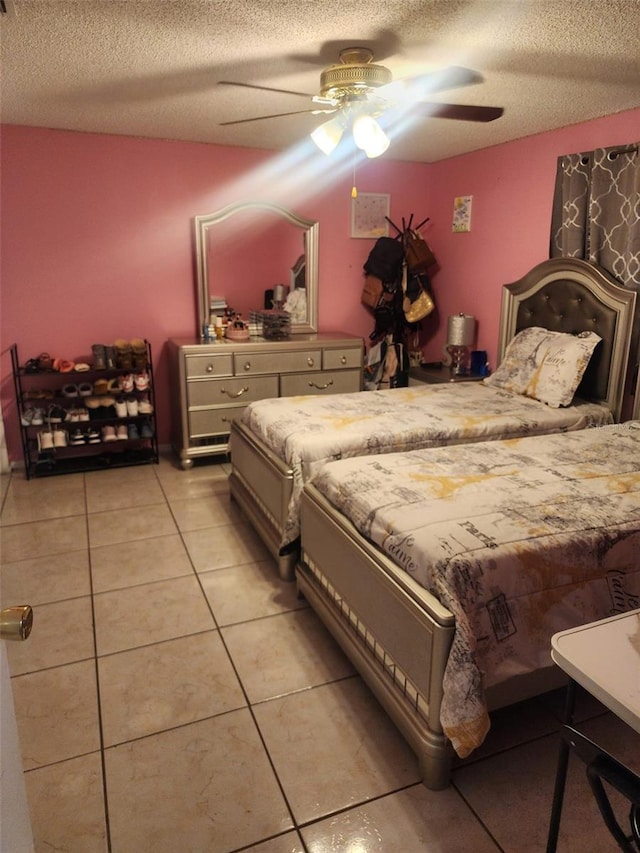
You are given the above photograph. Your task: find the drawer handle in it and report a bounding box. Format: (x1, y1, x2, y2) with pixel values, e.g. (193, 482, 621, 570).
(243, 361, 251, 371)
(206, 363, 215, 373)
(307, 357, 315, 367)
(340, 356, 347, 365)
(308, 379, 334, 390)
(221, 386, 249, 399)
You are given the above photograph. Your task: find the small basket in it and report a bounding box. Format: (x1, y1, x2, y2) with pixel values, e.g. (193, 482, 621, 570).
(249, 309, 291, 340)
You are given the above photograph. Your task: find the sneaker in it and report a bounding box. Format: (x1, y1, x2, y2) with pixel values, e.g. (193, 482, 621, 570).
(31, 408, 45, 426)
(78, 408, 90, 422)
(134, 371, 149, 391)
(53, 428, 68, 448)
(62, 383, 79, 398)
(125, 396, 138, 417)
(20, 407, 34, 426)
(102, 425, 117, 442)
(114, 398, 128, 418)
(116, 424, 128, 440)
(140, 421, 153, 439)
(127, 423, 140, 440)
(86, 427, 100, 444)
(119, 374, 135, 393)
(137, 395, 153, 414)
(78, 382, 93, 397)
(69, 428, 85, 446)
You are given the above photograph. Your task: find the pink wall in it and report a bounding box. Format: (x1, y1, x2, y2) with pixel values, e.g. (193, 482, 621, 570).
(0, 126, 431, 461)
(421, 108, 640, 369)
(2, 109, 638, 464)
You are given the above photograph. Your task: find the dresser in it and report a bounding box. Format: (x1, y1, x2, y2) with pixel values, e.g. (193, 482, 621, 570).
(168, 333, 364, 468)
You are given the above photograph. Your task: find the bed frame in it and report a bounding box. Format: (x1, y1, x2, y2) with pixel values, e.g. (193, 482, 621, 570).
(230, 258, 636, 581)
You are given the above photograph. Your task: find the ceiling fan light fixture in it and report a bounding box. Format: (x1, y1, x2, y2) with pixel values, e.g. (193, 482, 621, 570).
(310, 115, 344, 155)
(352, 114, 390, 158)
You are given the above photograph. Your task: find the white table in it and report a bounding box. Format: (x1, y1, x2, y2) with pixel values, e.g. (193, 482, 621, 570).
(546, 609, 640, 851)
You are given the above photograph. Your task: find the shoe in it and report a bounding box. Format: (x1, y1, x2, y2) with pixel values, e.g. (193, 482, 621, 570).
(116, 424, 128, 440)
(93, 379, 109, 396)
(127, 423, 140, 440)
(134, 371, 149, 391)
(114, 398, 128, 418)
(69, 428, 85, 446)
(53, 359, 75, 373)
(106, 378, 121, 394)
(78, 382, 93, 397)
(37, 352, 53, 372)
(101, 425, 117, 442)
(92, 344, 106, 370)
(21, 407, 34, 426)
(114, 339, 133, 370)
(78, 408, 90, 422)
(85, 397, 102, 419)
(65, 408, 80, 423)
(38, 430, 54, 451)
(140, 421, 153, 439)
(62, 383, 79, 398)
(53, 428, 68, 447)
(31, 407, 45, 426)
(48, 404, 67, 423)
(125, 396, 138, 417)
(119, 374, 135, 393)
(86, 427, 100, 444)
(137, 395, 153, 414)
(105, 346, 117, 370)
(131, 338, 147, 369)
(74, 362, 91, 372)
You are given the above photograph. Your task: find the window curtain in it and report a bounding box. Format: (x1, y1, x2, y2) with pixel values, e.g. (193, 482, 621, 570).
(550, 143, 640, 416)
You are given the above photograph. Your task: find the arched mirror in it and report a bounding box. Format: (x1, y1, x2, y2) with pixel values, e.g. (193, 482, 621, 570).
(194, 201, 318, 336)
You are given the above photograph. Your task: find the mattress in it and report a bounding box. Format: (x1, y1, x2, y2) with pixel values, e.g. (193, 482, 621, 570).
(240, 381, 613, 547)
(310, 421, 640, 757)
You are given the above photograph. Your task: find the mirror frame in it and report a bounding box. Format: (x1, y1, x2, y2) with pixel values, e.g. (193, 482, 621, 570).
(194, 200, 319, 336)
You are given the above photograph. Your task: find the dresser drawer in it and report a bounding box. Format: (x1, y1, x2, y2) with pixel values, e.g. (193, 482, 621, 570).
(323, 347, 363, 370)
(187, 375, 278, 408)
(189, 406, 247, 438)
(234, 349, 321, 376)
(280, 369, 362, 397)
(185, 353, 233, 379)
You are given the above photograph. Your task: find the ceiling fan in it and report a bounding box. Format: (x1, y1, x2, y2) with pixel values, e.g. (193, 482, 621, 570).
(218, 48, 504, 157)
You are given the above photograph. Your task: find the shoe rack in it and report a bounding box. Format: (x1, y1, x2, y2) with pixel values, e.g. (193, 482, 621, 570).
(11, 342, 159, 479)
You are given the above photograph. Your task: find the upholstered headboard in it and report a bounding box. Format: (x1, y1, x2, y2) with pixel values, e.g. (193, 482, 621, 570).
(498, 258, 636, 422)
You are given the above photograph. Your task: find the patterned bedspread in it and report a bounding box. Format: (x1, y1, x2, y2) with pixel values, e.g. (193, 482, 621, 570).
(311, 422, 640, 758)
(239, 382, 612, 547)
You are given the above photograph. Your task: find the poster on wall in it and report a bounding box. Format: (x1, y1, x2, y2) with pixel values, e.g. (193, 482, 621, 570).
(351, 193, 390, 238)
(452, 195, 473, 232)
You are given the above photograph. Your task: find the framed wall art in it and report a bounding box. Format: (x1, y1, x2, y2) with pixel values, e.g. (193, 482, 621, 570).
(351, 193, 390, 239)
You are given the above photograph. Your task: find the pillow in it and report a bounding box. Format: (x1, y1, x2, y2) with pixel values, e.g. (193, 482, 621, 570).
(484, 326, 601, 407)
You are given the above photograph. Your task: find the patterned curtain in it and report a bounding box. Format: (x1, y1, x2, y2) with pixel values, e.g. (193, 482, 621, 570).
(550, 143, 640, 417)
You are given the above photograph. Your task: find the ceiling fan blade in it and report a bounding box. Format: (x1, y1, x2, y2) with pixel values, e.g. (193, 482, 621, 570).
(218, 80, 312, 99)
(219, 108, 333, 127)
(400, 66, 484, 94)
(415, 102, 504, 122)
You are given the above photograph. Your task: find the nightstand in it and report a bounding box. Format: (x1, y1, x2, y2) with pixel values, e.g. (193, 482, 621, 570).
(408, 364, 485, 386)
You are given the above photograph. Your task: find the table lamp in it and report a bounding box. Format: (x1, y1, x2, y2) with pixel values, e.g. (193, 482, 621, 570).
(446, 313, 476, 375)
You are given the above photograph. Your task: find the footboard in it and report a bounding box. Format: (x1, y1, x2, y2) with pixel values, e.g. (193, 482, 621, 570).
(228, 420, 297, 581)
(298, 484, 456, 789)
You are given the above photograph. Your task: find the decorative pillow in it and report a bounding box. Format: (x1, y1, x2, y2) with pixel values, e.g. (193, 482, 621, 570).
(483, 326, 601, 407)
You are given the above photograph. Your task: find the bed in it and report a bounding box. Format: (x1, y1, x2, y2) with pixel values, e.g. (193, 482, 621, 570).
(229, 258, 636, 580)
(297, 420, 640, 789)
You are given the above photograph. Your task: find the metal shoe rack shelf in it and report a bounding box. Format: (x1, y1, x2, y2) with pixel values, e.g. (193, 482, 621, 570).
(11, 342, 159, 479)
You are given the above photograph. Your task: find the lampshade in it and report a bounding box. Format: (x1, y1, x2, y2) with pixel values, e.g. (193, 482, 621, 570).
(447, 313, 476, 347)
(310, 116, 344, 155)
(352, 115, 390, 158)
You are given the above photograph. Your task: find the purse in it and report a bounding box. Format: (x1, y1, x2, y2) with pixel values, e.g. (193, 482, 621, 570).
(404, 229, 436, 273)
(361, 274, 384, 309)
(402, 266, 435, 323)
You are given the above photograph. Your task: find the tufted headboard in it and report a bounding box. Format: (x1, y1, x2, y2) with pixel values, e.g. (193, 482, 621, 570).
(498, 258, 636, 422)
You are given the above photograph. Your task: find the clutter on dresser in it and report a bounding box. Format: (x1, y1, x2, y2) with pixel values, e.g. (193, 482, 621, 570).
(11, 339, 159, 479)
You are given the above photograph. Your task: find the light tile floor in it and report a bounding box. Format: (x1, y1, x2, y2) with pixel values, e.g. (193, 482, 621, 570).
(1, 453, 639, 852)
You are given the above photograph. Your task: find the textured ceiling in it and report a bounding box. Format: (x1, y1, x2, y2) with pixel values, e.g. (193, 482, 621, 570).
(1, 0, 639, 163)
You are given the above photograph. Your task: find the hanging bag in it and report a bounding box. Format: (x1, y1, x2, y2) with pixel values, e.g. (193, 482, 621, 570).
(402, 265, 435, 323)
(361, 274, 384, 309)
(404, 229, 436, 273)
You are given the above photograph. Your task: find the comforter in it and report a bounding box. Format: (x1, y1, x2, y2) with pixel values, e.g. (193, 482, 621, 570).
(240, 382, 612, 547)
(311, 422, 640, 757)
